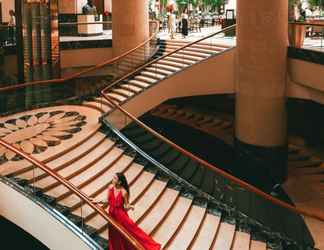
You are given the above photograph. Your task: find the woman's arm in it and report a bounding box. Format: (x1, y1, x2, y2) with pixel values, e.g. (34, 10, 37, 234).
(123, 192, 134, 211)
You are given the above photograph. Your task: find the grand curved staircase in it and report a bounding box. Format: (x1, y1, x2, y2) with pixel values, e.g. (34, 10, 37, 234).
(0, 25, 322, 250)
(0, 104, 271, 250)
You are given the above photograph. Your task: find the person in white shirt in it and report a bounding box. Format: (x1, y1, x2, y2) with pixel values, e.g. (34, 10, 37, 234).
(168, 10, 176, 39)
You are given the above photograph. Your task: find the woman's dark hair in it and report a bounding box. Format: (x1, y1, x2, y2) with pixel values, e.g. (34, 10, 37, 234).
(117, 172, 130, 195)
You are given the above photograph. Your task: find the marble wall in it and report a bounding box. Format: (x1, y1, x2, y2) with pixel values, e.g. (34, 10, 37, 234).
(0, 0, 15, 23)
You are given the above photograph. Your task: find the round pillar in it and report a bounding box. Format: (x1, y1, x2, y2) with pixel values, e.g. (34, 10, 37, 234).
(235, 0, 288, 190)
(112, 0, 149, 57)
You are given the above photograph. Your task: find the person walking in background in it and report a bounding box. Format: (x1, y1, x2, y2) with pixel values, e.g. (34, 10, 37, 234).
(181, 8, 189, 39)
(8, 10, 16, 45)
(92, 173, 161, 250)
(169, 9, 176, 39)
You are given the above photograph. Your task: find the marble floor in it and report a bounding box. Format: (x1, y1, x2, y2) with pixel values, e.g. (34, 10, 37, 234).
(60, 30, 112, 42)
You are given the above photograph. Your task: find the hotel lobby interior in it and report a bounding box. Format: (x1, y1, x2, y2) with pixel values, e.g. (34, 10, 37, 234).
(0, 0, 324, 249)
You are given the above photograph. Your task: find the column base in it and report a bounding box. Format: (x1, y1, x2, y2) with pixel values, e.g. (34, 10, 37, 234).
(234, 137, 288, 193)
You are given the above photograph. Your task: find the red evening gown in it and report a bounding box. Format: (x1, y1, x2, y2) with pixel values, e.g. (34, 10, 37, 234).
(107, 187, 161, 250)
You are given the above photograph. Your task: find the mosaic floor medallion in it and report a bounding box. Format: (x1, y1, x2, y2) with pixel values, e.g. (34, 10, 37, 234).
(0, 105, 101, 164)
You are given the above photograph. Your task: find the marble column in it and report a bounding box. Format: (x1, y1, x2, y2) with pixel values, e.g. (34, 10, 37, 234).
(112, 0, 149, 57)
(235, 0, 288, 190)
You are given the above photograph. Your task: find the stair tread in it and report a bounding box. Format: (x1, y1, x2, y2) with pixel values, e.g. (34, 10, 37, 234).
(120, 84, 143, 93)
(83, 101, 111, 113)
(15, 132, 107, 180)
(34, 139, 115, 189)
(159, 51, 205, 61)
(157, 59, 189, 68)
(166, 205, 206, 250)
(106, 92, 128, 102)
(129, 170, 156, 204)
(231, 231, 251, 250)
(190, 213, 221, 250)
(250, 240, 267, 250)
(71, 163, 144, 218)
(163, 56, 196, 65)
(161, 49, 210, 59)
(141, 71, 166, 79)
(139, 188, 179, 235)
(211, 222, 236, 250)
(0, 123, 101, 176)
(128, 179, 167, 223)
(45, 147, 124, 198)
(145, 67, 173, 76)
(59, 155, 134, 208)
(111, 88, 135, 97)
(127, 80, 151, 88)
(134, 75, 157, 84)
(152, 196, 192, 246)
(151, 63, 181, 72)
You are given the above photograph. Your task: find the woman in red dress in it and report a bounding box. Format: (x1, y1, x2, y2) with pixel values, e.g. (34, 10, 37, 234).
(93, 172, 161, 250)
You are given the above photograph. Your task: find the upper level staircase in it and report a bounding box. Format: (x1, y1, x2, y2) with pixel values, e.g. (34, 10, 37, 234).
(95, 39, 233, 119)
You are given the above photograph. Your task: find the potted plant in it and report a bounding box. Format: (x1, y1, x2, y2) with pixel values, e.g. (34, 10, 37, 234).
(288, 0, 306, 48)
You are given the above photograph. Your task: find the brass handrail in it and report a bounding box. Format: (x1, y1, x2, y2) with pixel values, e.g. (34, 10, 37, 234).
(0, 139, 145, 250)
(0, 20, 159, 92)
(100, 24, 324, 223)
(290, 21, 324, 27)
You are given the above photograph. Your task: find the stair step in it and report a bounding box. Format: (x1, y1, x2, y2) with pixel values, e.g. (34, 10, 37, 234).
(134, 75, 157, 84)
(82, 101, 112, 113)
(162, 48, 211, 58)
(152, 196, 192, 247)
(162, 56, 196, 65)
(72, 162, 144, 219)
(120, 84, 143, 93)
(129, 179, 167, 223)
(231, 231, 251, 250)
(106, 92, 128, 103)
(0, 124, 101, 176)
(158, 51, 205, 61)
(111, 88, 135, 98)
(250, 240, 267, 250)
(45, 147, 124, 199)
(211, 222, 236, 250)
(59, 155, 134, 208)
(129, 171, 156, 205)
(145, 67, 173, 76)
(151, 63, 181, 72)
(15, 132, 107, 181)
(141, 71, 166, 80)
(139, 188, 179, 235)
(127, 80, 151, 88)
(190, 213, 221, 250)
(34, 139, 115, 189)
(166, 205, 206, 250)
(157, 59, 189, 68)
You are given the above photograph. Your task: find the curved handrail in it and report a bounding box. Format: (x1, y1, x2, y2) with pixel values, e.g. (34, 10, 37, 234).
(289, 21, 324, 27)
(0, 138, 146, 250)
(0, 20, 159, 92)
(100, 24, 324, 223)
(101, 96, 324, 223)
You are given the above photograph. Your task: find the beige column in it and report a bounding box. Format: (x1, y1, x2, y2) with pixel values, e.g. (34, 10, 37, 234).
(235, 0, 288, 185)
(112, 0, 149, 57)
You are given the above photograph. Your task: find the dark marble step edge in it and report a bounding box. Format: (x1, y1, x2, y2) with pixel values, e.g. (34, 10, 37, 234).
(0, 176, 104, 250)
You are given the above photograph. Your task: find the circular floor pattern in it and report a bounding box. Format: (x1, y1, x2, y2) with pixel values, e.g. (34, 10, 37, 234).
(0, 105, 101, 164)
